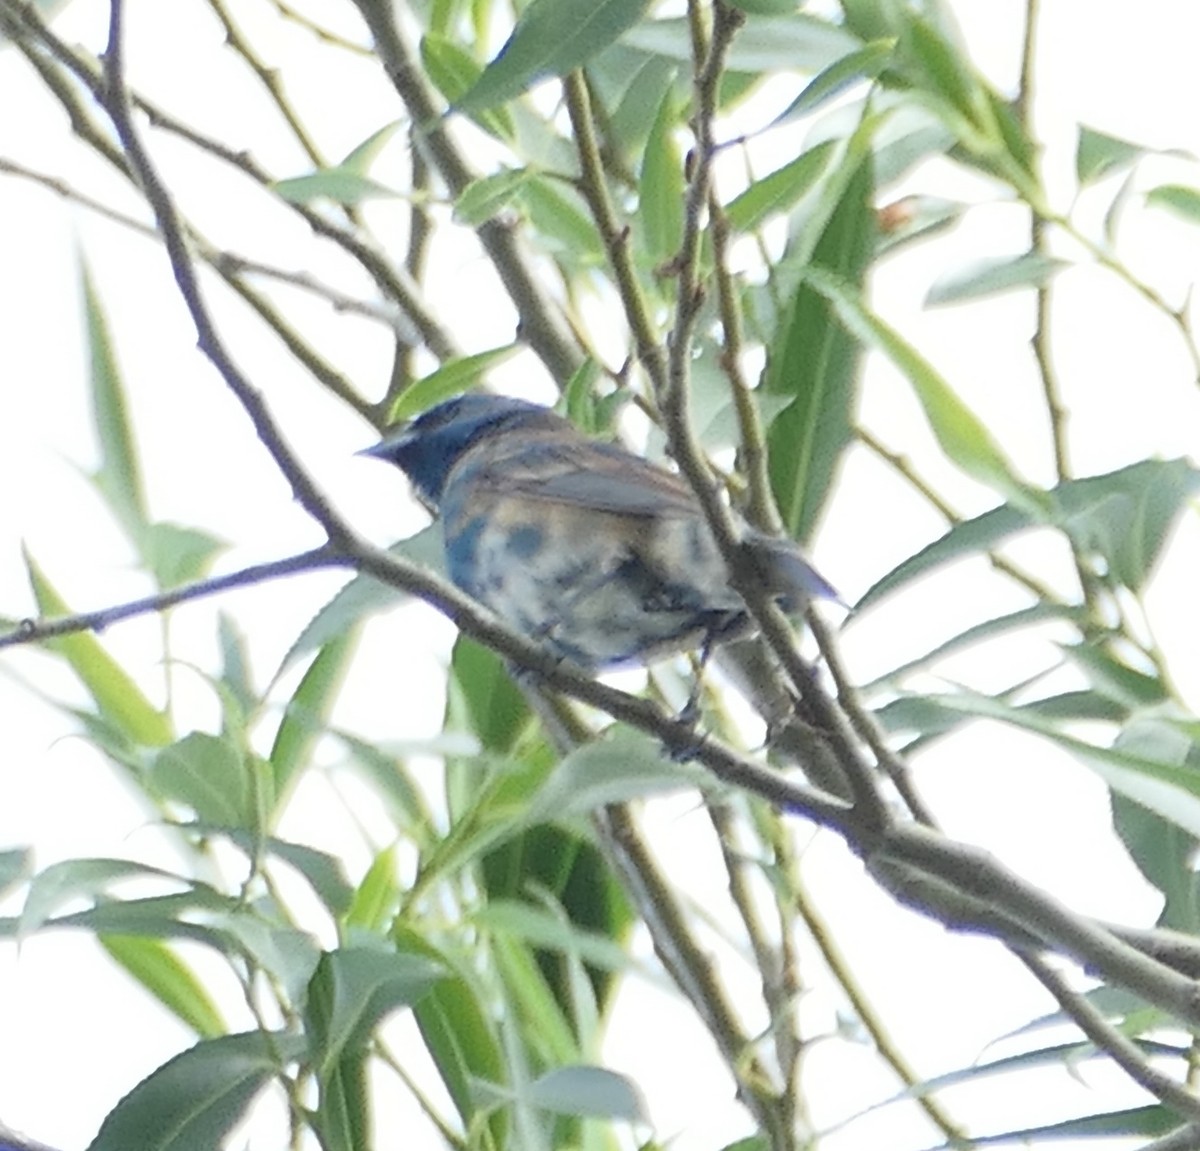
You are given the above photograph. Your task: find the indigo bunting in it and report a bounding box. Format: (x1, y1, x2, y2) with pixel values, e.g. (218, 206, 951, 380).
(362, 394, 838, 669)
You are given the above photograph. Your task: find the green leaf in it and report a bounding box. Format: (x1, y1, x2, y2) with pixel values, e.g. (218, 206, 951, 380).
(273, 169, 400, 206)
(474, 899, 644, 977)
(1076, 124, 1146, 186)
(862, 603, 1085, 692)
(138, 522, 225, 590)
(86, 1031, 307, 1151)
(149, 732, 257, 830)
(218, 914, 322, 1004)
(448, 636, 532, 754)
(518, 175, 606, 264)
(270, 632, 357, 802)
(275, 529, 445, 678)
(637, 84, 684, 263)
(81, 260, 146, 540)
(304, 947, 446, 1076)
(0, 848, 31, 899)
(765, 154, 873, 541)
(526, 1065, 649, 1121)
(1060, 643, 1167, 710)
(623, 15, 859, 74)
(1113, 766, 1200, 934)
(1146, 183, 1200, 224)
(801, 266, 1027, 502)
(343, 846, 400, 933)
(457, 0, 653, 112)
(773, 38, 894, 122)
(1058, 455, 1200, 591)
(898, 14, 986, 130)
(23, 548, 172, 747)
(100, 934, 226, 1038)
(392, 926, 508, 1146)
(923, 693, 1200, 841)
(968, 1104, 1174, 1143)
(420, 33, 515, 141)
(925, 251, 1067, 307)
(725, 0, 799, 13)
(724, 140, 837, 232)
(855, 458, 1200, 611)
(875, 194, 965, 256)
(453, 168, 536, 226)
(526, 730, 703, 821)
(386, 346, 521, 423)
(608, 54, 678, 162)
(339, 120, 403, 174)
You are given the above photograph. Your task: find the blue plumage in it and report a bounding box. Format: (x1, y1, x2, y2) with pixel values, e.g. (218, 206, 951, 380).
(363, 395, 837, 669)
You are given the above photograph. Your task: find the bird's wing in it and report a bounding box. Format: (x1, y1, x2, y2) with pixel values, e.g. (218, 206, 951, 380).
(469, 434, 702, 518)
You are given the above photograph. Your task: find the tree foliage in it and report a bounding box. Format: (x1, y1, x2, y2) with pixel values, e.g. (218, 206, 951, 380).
(2, 1, 1200, 1149)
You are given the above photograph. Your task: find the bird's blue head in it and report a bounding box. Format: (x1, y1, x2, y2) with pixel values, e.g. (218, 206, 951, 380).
(361, 393, 548, 508)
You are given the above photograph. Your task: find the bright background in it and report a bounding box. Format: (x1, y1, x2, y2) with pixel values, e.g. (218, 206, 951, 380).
(2, 2, 1200, 1148)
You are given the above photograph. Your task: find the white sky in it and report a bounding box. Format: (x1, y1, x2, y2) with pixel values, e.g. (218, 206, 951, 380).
(2, 2, 1200, 1149)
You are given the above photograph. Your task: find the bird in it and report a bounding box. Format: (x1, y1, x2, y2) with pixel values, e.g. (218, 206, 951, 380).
(361, 394, 839, 671)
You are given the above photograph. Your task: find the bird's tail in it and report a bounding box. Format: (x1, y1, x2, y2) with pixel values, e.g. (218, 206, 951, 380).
(742, 534, 843, 609)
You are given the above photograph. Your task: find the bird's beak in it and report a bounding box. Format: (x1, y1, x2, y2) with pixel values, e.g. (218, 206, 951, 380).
(356, 427, 416, 462)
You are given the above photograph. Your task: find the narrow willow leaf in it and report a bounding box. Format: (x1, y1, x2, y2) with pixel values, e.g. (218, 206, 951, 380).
(725, 0, 800, 13)
(386, 346, 521, 423)
(773, 38, 894, 123)
(802, 267, 1026, 502)
(273, 170, 400, 205)
(608, 54, 677, 160)
(925, 251, 1067, 307)
(766, 150, 873, 541)
(202, 828, 356, 917)
(448, 636, 533, 754)
(275, 529, 444, 678)
(724, 140, 837, 232)
(861, 602, 1083, 692)
(822, 1038, 1181, 1141)
(454, 168, 535, 226)
(343, 846, 399, 932)
(1058, 455, 1200, 591)
(526, 731, 702, 821)
(637, 84, 684, 263)
(0, 849, 31, 900)
(1112, 783, 1200, 934)
(518, 176, 606, 264)
(339, 120, 403, 174)
(926, 692, 1200, 840)
(139, 521, 225, 590)
(622, 15, 859, 74)
(23, 548, 172, 747)
(87, 1031, 307, 1151)
(420, 33, 515, 141)
(1076, 125, 1146, 186)
(899, 15, 986, 131)
(81, 261, 146, 539)
(474, 900, 644, 976)
(527, 1066, 649, 1121)
(305, 947, 446, 1076)
(457, 0, 652, 112)
(100, 934, 226, 1038)
(270, 632, 358, 802)
(392, 926, 509, 1146)
(855, 458, 1199, 612)
(1146, 183, 1200, 224)
(150, 732, 255, 830)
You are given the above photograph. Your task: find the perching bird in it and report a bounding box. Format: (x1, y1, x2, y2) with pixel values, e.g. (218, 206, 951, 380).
(362, 394, 838, 670)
